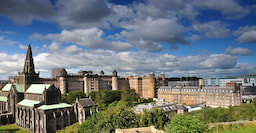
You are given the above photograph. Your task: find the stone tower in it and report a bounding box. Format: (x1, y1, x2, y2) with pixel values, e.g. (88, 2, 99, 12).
(59, 68, 68, 94)
(17, 44, 39, 91)
(112, 70, 118, 90)
(149, 72, 156, 98)
(160, 72, 165, 86)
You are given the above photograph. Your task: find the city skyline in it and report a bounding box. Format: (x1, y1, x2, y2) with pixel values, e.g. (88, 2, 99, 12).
(0, 0, 256, 80)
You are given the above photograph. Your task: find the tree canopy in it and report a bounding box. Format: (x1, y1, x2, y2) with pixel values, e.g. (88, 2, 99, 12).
(78, 104, 139, 133)
(61, 91, 86, 104)
(166, 114, 207, 133)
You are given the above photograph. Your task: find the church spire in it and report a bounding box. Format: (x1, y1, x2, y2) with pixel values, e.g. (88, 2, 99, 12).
(23, 44, 35, 74)
(26, 44, 33, 60)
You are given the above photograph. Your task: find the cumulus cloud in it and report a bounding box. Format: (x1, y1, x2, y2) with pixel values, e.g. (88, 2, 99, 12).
(56, 0, 112, 29)
(30, 28, 133, 51)
(192, 0, 249, 19)
(121, 18, 188, 51)
(19, 44, 27, 50)
(0, 53, 25, 79)
(233, 25, 256, 43)
(0, 0, 54, 25)
(226, 47, 254, 56)
(0, 36, 18, 45)
(1, 44, 255, 80)
(192, 21, 230, 38)
(237, 30, 256, 44)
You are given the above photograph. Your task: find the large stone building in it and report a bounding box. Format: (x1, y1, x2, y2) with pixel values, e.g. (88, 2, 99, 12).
(128, 72, 167, 98)
(158, 85, 242, 108)
(0, 45, 97, 133)
(133, 102, 187, 118)
(51, 69, 129, 95)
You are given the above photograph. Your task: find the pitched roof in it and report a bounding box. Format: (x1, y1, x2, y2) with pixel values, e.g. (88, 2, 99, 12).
(1, 84, 23, 93)
(78, 98, 96, 107)
(37, 103, 72, 110)
(0, 96, 7, 102)
(1, 84, 12, 91)
(26, 84, 51, 94)
(17, 99, 40, 107)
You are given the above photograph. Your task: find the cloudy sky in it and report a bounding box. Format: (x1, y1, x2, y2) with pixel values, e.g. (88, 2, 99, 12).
(0, 0, 256, 80)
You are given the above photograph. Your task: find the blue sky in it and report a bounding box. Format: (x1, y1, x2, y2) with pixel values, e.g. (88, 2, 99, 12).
(0, 0, 256, 80)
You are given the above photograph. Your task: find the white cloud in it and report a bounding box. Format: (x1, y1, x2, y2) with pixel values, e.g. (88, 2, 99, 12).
(238, 30, 256, 44)
(1, 45, 255, 80)
(31, 28, 133, 51)
(193, 0, 249, 19)
(55, 0, 112, 29)
(192, 21, 230, 38)
(0, 0, 54, 25)
(19, 44, 27, 50)
(226, 47, 254, 56)
(121, 18, 188, 51)
(0, 53, 25, 79)
(0, 36, 18, 45)
(233, 25, 256, 43)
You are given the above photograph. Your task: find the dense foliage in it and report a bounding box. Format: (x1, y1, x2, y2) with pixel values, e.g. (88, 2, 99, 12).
(189, 104, 256, 123)
(78, 102, 169, 132)
(78, 105, 139, 133)
(121, 86, 139, 105)
(139, 108, 169, 130)
(166, 114, 206, 133)
(61, 91, 86, 104)
(88, 90, 123, 105)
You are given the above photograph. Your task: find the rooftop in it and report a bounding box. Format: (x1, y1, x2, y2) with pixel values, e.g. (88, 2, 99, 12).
(37, 103, 72, 110)
(17, 99, 40, 107)
(0, 96, 7, 102)
(1, 84, 23, 93)
(134, 102, 177, 112)
(77, 98, 96, 107)
(26, 84, 51, 94)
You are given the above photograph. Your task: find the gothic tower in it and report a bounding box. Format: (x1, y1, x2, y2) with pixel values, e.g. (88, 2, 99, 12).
(17, 44, 39, 91)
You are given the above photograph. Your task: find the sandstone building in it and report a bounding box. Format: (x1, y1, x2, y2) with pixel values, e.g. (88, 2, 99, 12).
(0, 45, 97, 133)
(128, 72, 167, 98)
(158, 85, 242, 108)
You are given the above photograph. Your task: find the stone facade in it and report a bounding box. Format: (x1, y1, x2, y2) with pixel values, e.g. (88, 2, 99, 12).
(133, 102, 187, 118)
(73, 98, 98, 124)
(128, 73, 167, 99)
(0, 45, 97, 132)
(158, 86, 242, 108)
(40, 69, 129, 95)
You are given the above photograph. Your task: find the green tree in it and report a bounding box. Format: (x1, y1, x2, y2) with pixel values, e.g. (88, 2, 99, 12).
(121, 86, 139, 105)
(79, 105, 139, 133)
(140, 108, 169, 130)
(91, 90, 123, 105)
(166, 114, 207, 133)
(62, 91, 86, 104)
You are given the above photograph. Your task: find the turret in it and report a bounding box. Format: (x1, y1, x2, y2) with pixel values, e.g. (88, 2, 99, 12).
(112, 70, 118, 90)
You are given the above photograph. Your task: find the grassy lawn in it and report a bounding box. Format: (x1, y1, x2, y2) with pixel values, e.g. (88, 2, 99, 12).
(210, 121, 256, 133)
(221, 126, 256, 133)
(0, 124, 30, 133)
